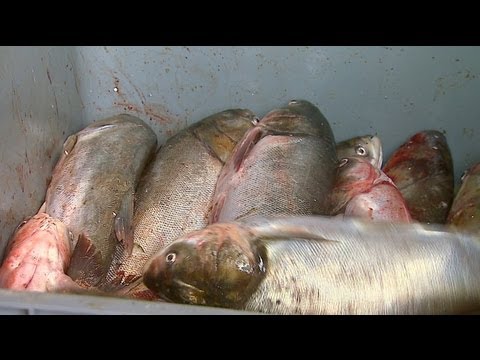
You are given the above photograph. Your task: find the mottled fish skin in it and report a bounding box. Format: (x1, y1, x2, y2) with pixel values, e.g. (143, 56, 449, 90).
(447, 163, 480, 235)
(336, 135, 383, 168)
(0, 213, 76, 292)
(210, 100, 337, 224)
(382, 130, 454, 224)
(104, 109, 256, 290)
(330, 157, 412, 223)
(45, 114, 158, 288)
(143, 216, 480, 315)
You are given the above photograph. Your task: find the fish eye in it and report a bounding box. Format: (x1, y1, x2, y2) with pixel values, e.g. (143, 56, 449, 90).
(288, 99, 298, 105)
(251, 117, 260, 125)
(339, 158, 349, 167)
(355, 146, 367, 156)
(165, 253, 176, 264)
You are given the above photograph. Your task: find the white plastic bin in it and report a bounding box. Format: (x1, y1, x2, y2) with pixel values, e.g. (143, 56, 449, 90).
(1, 46, 479, 314)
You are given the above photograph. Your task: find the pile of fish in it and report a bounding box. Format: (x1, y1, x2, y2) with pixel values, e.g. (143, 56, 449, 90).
(1, 100, 480, 315)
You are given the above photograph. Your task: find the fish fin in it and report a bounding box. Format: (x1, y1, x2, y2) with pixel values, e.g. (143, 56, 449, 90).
(329, 194, 350, 215)
(67, 232, 104, 287)
(111, 276, 144, 295)
(209, 193, 226, 224)
(209, 127, 264, 223)
(36, 202, 46, 215)
(48, 275, 122, 298)
(229, 126, 264, 172)
(46, 273, 85, 293)
(247, 216, 343, 243)
(63, 134, 77, 156)
(99, 272, 142, 293)
(114, 192, 134, 257)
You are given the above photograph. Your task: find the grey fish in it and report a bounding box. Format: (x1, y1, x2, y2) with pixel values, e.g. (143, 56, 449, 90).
(105, 109, 256, 289)
(336, 135, 383, 168)
(45, 114, 157, 288)
(209, 100, 337, 223)
(143, 215, 480, 315)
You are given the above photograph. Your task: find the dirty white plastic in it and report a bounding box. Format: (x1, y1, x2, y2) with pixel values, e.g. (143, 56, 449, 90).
(1, 46, 479, 314)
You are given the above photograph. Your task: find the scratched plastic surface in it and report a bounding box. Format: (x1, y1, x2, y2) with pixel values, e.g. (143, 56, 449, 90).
(1, 46, 480, 314)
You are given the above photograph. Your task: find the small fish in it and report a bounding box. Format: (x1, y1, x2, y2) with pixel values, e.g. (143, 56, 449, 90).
(143, 215, 480, 315)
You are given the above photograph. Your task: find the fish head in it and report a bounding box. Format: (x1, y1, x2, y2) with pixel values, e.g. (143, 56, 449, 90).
(335, 156, 379, 185)
(259, 99, 330, 137)
(336, 135, 383, 168)
(0, 213, 73, 291)
(192, 109, 257, 163)
(142, 223, 265, 308)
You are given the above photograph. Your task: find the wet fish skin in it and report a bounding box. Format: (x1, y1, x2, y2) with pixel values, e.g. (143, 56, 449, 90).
(447, 163, 480, 235)
(210, 100, 337, 223)
(330, 157, 412, 223)
(0, 213, 76, 292)
(105, 109, 256, 289)
(336, 135, 383, 168)
(143, 215, 480, 315)
(382, 130, 454, 224)
(45, 114, 158, 288)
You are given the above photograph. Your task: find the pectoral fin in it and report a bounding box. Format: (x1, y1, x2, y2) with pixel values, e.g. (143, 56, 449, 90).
(114, 192, 134, 258)
(67, 232, 104, 287)
(246, 215, 343, 243)
(36, 202, 46, 215)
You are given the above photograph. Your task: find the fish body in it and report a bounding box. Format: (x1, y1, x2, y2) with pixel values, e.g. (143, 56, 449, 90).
(143, 215, 480, 315)
(383, 130, 454, 224)
(45, 114, 158, 287)
(210, 100, 337, 223)
(105, 109, 256, 289)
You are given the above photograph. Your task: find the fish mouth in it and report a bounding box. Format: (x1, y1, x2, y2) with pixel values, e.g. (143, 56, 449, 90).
(172, 279, 206, 305)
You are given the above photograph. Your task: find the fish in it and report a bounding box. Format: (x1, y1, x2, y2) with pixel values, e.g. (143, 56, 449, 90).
(382, 130, 454, 224)
(143, 215, 480, 315)
(0, 213, 77, 292)
(336, 135, 383, 168)
(44, 114, 158, 288)
(330, 157, 412, 222)
(447, 163, 480, 235)
(104, 109, 256, 290)
(209, 100, 337, 223)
